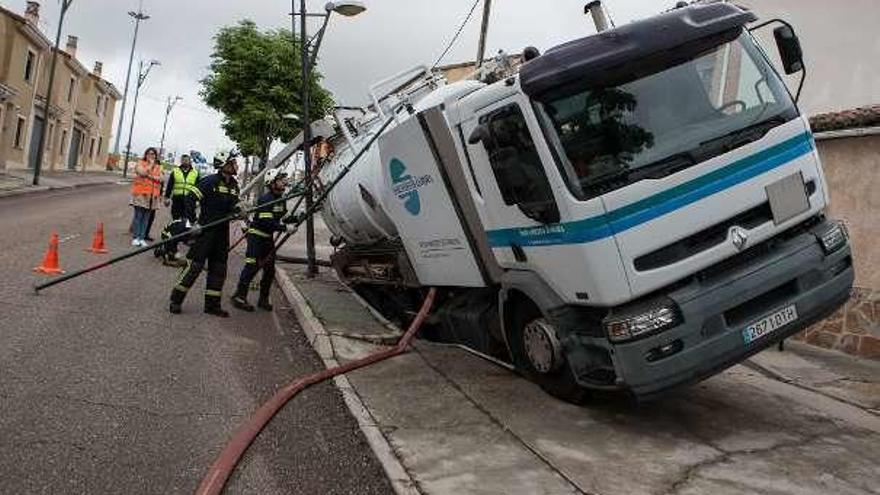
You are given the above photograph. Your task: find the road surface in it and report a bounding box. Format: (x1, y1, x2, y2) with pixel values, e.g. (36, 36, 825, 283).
(0, 185, 393, 494)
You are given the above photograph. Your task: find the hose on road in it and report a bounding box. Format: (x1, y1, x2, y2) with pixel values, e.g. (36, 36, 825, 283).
(195, 287, 437, 495)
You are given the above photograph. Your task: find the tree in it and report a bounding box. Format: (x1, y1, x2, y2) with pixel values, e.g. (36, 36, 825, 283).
(200, 20, 333, 164)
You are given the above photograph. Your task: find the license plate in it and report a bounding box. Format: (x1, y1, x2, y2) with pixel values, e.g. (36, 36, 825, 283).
(766, 172, 809, 225)
(742, 304, 798, 344)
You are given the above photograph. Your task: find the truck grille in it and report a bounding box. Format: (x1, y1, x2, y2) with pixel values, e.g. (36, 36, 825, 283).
(634, 180, 816, 272)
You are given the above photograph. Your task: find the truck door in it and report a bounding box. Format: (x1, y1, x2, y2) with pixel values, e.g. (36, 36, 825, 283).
(461, 96, 631, 305)
(462, 100, 557, 268)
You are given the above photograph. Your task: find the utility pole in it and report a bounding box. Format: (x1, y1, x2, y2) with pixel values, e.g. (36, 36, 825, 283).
(114, 3, 150, 176)
(32, 0, 74, 186)
(475, 0, 492, 68)
(122, 60, 159, 177)
(297, 0, 317, 278)
(158, 95, 182, 160)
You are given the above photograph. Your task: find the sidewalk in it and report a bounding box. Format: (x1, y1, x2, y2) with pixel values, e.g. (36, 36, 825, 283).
(276, 264, 880, 495)
(0, 169, 126, 198)
(746, 340, 880, 413)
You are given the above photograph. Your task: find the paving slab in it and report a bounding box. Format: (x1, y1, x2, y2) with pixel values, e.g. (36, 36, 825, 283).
(748, 341, 880, 410)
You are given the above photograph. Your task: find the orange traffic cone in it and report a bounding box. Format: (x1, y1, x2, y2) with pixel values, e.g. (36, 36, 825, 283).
(34, 232, 65, 275)
(86, 222, 109, 254)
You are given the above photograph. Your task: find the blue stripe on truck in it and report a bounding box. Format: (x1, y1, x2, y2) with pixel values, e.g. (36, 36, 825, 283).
(486, 132, 814, 248)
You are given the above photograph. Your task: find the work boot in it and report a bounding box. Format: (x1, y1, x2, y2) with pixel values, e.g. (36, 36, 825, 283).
(204, 307, 230, 318)
(231, 295, 255, 312)
(169, 302, 182, 314)
(257, 298, 273, 311)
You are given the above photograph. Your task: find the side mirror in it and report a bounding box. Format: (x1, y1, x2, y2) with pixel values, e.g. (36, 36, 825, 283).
(468, 124, 490, 145)
(773, 25, 803, 74)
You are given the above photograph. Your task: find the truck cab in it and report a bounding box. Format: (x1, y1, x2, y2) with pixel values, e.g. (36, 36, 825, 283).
(444, 3, 852, 400)
(325, 3, 853, 402)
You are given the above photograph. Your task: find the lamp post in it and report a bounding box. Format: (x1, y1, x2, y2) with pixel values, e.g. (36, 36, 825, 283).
(122, 59, 159, 177)
(114, 6, 150, 171)
(31, 0, 74, 186)
(293, 0, 366, 278)
(158, 95, 182, 160)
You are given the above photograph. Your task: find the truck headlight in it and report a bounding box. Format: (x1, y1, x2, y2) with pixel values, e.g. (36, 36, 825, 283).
(604, 300, 681, 342)
(818, 221, 848, 254)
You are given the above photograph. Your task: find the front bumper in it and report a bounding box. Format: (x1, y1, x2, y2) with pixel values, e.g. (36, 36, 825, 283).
(608, 219, 853, 400)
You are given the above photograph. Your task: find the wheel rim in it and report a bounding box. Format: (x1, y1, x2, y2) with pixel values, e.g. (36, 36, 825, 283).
(522, 318, 562, 374)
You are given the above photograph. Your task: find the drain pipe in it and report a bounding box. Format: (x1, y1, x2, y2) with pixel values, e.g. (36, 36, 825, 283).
(585, 1, 611, 32)
(195, 288, 437, 495)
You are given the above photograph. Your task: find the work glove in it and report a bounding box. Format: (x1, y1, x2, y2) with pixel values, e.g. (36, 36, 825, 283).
(281, 214, 297, 225)
(189, 223, 202, 237)
(281, 224, 298, 234)
(163, 198, 171, 208)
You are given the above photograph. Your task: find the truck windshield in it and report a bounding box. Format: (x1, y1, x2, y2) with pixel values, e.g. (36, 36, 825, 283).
(536, 31, 798, 199)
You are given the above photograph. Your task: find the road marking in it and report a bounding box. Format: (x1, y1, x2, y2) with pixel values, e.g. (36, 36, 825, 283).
(58, 233, 80, 244)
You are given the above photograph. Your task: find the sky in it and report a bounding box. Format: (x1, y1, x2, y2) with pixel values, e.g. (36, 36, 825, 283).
(7, 0, 674, 159)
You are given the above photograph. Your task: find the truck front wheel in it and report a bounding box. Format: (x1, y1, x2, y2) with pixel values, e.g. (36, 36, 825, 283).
(509, 305, 591, 405)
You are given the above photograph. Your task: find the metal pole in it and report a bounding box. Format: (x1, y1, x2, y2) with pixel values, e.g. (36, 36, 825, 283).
(35, 115, 394, 294)
(309, 14, 330, 69)
(475, 0, 492, 68)
(299, 0, 317, 278)
(124, 61, 156, 175)
(32, 0, 72, 186)
(158, 96, 180, 158)
(115, 7, 149, 177)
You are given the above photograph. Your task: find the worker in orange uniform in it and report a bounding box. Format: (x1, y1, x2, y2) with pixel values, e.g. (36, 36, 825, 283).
(130, 147, 163, 246)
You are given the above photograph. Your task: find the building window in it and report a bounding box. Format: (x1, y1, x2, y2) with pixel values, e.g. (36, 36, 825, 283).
(89, 137, 96, 159)
(96, 95, 101, 115)
(98, 136, 103, 156)
(14, 116, 25, 148)
(60, 130, 67, 156)
(24, 49, 36, 82)
(67, 77, 76, 102)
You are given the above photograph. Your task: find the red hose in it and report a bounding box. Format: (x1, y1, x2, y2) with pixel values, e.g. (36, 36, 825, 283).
(195, 288, 437, 495)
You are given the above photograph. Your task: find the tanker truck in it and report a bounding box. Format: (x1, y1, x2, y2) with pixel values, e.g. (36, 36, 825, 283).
(316, 3, 853, 402)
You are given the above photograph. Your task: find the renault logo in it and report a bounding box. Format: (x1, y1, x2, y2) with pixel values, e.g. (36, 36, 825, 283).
(730, 226, 748, 251)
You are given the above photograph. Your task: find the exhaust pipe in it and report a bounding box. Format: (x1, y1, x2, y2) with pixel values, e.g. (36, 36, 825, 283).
(585, 0, 610, 32)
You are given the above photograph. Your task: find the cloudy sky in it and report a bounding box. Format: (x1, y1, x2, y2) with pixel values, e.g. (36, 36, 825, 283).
(11, 0, 675, 158)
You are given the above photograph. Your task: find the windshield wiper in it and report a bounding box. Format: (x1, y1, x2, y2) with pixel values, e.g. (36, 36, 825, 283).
(577, 116, 788, 196)
(628, 153, 695, 181)
(698, 116, 785, 156)
(626, 116, 786, 183)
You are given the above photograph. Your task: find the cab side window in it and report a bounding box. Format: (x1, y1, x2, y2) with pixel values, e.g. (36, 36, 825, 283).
(481, 105, 555, 208)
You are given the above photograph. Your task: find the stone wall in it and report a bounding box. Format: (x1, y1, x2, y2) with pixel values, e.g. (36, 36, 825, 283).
(794, 134, 880, 359)
(795, 288, 880, 359)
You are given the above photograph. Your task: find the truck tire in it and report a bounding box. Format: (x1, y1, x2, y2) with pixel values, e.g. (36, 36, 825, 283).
(509, 303, 591, 405)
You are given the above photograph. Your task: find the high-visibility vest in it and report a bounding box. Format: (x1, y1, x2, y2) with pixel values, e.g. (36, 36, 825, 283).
(131, 161, 162, 197)
(171, 167, 199, 197)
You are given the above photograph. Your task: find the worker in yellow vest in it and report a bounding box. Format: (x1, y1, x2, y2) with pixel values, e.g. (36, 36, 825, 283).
(159, 154, 200, 265)
(163, 154, 200, 224)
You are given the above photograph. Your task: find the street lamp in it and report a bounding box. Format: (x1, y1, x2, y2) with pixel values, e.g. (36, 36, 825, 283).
(113, 6, 150, 166)
(31, 0, 74, 186)
(293, 0, 366, 278)
(159, 95, 183, 159)
(122, 59, 160, 178)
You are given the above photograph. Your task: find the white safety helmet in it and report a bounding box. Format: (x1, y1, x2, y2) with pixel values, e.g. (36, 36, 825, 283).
(264, 168, 288, 186)
(213, 150, 230, 167)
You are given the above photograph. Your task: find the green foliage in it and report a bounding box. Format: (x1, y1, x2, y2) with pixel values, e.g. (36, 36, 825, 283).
(200, 20, 334, 158)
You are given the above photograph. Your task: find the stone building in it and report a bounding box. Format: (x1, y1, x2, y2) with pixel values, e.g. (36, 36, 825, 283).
(0, 1, 120, 173)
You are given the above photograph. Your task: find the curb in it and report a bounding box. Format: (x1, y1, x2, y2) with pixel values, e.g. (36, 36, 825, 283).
(0, 179, 123, 199)
(275, 269, 421, 495)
